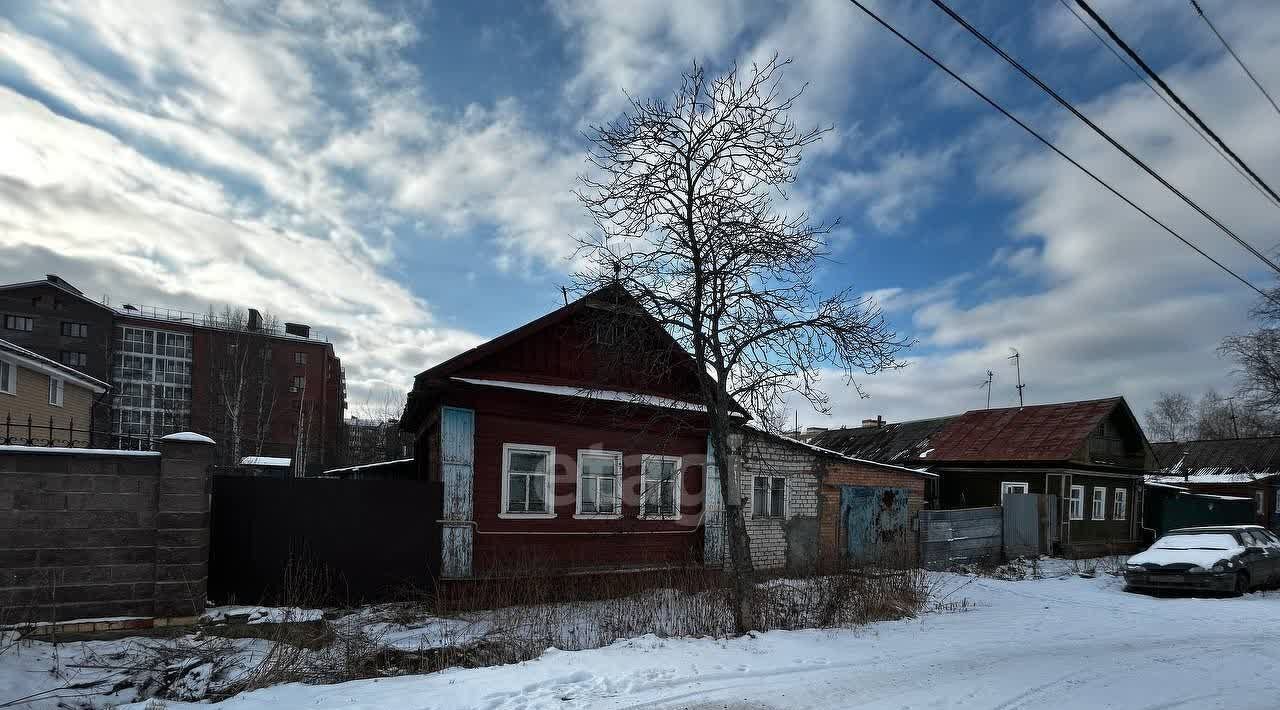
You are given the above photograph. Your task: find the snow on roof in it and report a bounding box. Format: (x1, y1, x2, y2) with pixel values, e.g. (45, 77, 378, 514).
(745, 424, 938, 478)
(240, 456, 292, 467)
(0, 338, 110, 392)
(0, 445, 159, 457)
(451, 377, 735, 415)
(160, 432, 215, 444)
(1147, 471, 1273, 485)
(323, 458, 414, 475)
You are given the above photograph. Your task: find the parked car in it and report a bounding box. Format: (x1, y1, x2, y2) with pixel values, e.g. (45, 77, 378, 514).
(1124, 525, 1280, 595)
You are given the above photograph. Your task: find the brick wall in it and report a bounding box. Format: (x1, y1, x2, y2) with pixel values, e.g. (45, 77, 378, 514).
(0, 433, 215, 622)
(735, 435, 822, 572)
(816, 461, 928, 570)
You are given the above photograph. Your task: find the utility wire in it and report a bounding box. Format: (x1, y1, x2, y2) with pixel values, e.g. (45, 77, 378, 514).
(930, 0, 1280, 276)
(1190, 0, 1280, 121)
(840, 0, 1275, 304)
(1076, 0, 1280, 210)
(1057, 0, 1279, 209)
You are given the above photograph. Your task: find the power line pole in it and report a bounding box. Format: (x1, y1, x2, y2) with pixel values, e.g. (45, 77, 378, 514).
(1008, 349, 1025, 408)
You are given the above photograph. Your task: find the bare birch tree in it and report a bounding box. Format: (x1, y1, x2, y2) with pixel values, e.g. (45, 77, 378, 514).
(1143, 391, 1194, 442)
(571, 56, 908, 632)
(205, 307, 281, 467)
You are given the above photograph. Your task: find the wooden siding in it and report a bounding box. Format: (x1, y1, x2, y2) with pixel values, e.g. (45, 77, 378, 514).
(439, 385, 709, 576)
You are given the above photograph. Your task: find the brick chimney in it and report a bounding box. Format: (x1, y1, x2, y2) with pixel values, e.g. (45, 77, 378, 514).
(861, 415, 885, 428)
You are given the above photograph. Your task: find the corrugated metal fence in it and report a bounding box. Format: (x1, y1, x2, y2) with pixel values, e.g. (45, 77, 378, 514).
(919, 507, 1003, 569)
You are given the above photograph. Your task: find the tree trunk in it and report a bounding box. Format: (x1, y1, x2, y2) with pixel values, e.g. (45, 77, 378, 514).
(710, 415, 757, 633)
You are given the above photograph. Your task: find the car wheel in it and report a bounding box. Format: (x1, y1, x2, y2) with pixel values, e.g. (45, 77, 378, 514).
(1235, 572, 1250, 596)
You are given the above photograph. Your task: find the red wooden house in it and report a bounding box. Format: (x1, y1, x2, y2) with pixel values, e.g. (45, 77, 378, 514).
(400, 286, 722, 579)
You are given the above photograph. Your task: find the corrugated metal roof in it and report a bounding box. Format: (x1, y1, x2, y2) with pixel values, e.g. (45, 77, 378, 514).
(1150, 437, 1280, 482)
(809, 397, 1128, 465)
(924, 398, 1122, 462)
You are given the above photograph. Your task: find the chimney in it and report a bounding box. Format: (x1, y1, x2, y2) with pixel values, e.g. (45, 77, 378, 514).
(861, 415, 885, 428)
(247, 308, 263, 331)
(284, 322, 311, 338)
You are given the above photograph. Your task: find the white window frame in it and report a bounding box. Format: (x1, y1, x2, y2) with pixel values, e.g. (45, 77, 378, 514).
(1068, 485, 1084, 521)
(574, 449, 623, 519)
(499, 443, 557, 519)
(1113, 488, 1128, 521)
(1000, 481, 1029, 503)
(751, 475, 787, 519)
(0, 357, 15, 395)
(1091, 486, 1107, 520)
(1256, 490, 1265, 516)
(48, 375, 64, 407)
(639, 454, 682, 520)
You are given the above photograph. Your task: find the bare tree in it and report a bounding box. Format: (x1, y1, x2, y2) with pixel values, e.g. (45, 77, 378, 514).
(571, 56, 908, 632)
(1223, 289, 1280, 417)
(1143, 391, 1194, 442)
(342, 388, 413, 466)
(204, 306, 281, 467)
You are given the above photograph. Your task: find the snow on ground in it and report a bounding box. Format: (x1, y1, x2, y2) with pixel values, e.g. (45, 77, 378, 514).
(75, 570, 1276, 710)
(201, 605, 325, 625)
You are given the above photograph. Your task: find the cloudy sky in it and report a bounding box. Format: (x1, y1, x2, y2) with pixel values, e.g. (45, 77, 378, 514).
(2, 0, 1279, 427)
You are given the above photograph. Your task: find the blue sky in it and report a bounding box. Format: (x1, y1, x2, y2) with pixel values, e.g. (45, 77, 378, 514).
(2, 0, 1279, 427)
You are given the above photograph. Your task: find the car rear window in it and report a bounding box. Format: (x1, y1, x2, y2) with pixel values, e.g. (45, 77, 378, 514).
(1154, 533, 1240, 550)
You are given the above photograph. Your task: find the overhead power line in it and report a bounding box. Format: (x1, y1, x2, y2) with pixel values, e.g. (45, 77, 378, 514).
(840, 0, 1276, 304)
(1056, 0, 1279, 209)
(1190, 0, 1280, 122)
(1075, 0, 1280, 210)
(929, 0, 1280, 277)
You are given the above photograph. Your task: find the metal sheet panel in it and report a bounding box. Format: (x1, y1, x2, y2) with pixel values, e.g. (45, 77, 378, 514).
(1003, 493, 1040, 558)
(840, 485, 909, 562)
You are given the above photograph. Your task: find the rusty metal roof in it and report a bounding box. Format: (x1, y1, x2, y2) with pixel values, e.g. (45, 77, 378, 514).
(923, 397, 1123, 462)
(812, 397, 1129, 465)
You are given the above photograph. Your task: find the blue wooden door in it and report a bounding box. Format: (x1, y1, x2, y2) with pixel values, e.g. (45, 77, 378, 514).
(841, 486, 909, 562)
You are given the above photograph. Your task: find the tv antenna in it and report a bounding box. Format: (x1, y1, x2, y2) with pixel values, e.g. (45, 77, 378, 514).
(1008, 349, 1025, 407)
(978, 370, 994, 409)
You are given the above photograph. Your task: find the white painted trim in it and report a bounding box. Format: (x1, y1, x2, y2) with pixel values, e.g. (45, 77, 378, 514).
(749, 474, 787, 519)
(500, 443, 557, 518)
(0, 355, 15, 395)
(1091, 486, 1107, 520)
(639, 454, 682, 520)
(575, 448, 623, 516)
(48, 375, 64, 407)
(1113, 487, 1128, 521)
(1068, 485, 1085, 520)
(0, 338, 108, 392)
(1000, 481, 1029, 503)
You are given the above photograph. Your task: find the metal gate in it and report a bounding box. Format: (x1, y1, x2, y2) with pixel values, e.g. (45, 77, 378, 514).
(840, 485, 909, 562)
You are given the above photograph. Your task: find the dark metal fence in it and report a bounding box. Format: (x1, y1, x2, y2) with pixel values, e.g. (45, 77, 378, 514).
(209, 476, 443, 605)
(2, 413, 170, 450)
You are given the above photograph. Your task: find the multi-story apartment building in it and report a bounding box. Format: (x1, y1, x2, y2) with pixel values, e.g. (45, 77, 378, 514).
(0, 275, 347, 473)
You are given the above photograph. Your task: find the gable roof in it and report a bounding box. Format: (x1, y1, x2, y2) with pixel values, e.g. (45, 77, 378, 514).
(923, 397, 1124, 462)
(402, 284, 741, 429)
(810, 397, 1140, 466)
(0, 276, 112, 312)
(0, 338, 110, 393)
(1150, 437, 1280, 484)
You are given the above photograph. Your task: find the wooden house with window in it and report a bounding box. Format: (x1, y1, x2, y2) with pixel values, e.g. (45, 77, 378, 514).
(808, 397, 1152, 557)
(400, 286, 725, 580)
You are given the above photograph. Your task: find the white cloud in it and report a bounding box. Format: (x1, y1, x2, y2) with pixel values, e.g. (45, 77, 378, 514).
(800, 2, 1280, 430)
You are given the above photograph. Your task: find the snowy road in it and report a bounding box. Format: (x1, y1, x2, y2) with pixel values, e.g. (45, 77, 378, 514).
(99, 573, 1280, 708)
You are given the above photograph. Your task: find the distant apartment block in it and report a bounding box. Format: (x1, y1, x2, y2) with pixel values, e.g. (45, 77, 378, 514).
(0, 275, 347, 473)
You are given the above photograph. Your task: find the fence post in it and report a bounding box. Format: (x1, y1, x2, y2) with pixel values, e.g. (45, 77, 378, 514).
(154, 432, 216, 619)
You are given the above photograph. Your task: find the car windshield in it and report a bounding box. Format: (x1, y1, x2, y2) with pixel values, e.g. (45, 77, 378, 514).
(1153, 533, 1240, 550)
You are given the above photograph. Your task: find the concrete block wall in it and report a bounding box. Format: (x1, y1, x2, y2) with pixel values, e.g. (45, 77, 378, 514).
(0, 433, 215, 622)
